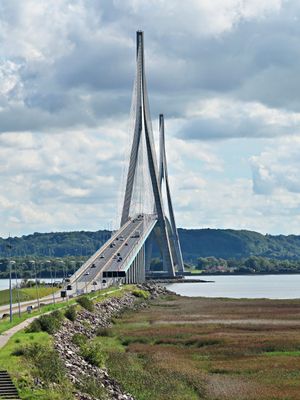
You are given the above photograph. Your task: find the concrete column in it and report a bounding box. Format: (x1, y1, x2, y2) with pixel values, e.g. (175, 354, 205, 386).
(141, 244, 145, 282)
(136, 252, 139, 283)
(133, 262, 136, 284)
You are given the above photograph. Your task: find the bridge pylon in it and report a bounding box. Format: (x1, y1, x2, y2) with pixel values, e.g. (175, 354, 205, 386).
(158, 114, 185, 274)
(68, 31, 184, 292)
(120, 31, 184, 278)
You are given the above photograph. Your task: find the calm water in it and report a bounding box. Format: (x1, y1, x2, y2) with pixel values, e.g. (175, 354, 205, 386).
(2, 275, 300, 299)
(0, 278, 62, 291)
(167, 274, 300, 299)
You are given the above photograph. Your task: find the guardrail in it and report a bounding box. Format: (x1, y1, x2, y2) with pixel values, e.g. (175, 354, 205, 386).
(117, 214, 157, 273)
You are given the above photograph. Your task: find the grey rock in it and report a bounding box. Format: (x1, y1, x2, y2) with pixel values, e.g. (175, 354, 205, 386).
(54, 283, 169, 400)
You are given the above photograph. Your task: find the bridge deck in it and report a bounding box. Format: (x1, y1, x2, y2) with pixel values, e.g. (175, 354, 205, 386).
(68, 214, 156, 294)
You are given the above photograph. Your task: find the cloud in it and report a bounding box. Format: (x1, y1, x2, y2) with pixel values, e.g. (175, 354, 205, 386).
(0, 0, 288, 135)
(251, 137, 300, 195)
(1, 0, 300, 237)
(177, 98, 300, 140)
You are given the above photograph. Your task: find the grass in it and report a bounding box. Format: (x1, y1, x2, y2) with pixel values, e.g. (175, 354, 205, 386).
(0, 285, 124, 335)
(264, 350, 300, 357)
(0, 286, 56, 306)
(185, 268, 203, 275)
(0, 300, 72, 334)
(98, 294, 300, 400)
(5, 285, 300, 399)
(0, 330, 74, 399)
(0, 284, 136, 399)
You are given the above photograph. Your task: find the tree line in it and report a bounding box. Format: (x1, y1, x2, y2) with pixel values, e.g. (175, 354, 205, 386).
(196, 256, 300, 274)
(1, 228, 300, 278)
(0, 256, 88, 279)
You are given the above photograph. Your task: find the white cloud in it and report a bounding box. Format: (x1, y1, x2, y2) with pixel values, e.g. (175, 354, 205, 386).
(251, 136, 300, 195)
(1, 0, 300, 237)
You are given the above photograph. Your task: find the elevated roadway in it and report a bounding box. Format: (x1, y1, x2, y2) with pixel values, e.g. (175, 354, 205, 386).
(67, 213, 157, 295)
(0, 214, 157, 316)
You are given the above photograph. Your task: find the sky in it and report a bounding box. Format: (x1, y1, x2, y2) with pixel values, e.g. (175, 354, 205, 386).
(1, 0, 300, 237)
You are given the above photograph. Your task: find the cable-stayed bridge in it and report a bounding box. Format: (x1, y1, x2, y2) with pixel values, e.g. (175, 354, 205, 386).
(68, 31, 184, 294)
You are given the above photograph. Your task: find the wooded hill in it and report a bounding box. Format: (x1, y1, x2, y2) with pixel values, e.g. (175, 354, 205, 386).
(1, 228, 300, 261)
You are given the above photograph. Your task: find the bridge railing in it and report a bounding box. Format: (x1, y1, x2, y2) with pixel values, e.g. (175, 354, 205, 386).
(117, 214, 157, 273)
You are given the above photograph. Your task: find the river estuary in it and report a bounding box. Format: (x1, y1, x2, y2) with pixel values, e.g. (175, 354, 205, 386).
(1, 274, 300, 299)
(167, 274, 300, 299)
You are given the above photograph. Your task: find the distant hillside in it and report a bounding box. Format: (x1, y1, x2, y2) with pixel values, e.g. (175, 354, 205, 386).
(178, 229, 300, 260)
(1, 228, 300, 261)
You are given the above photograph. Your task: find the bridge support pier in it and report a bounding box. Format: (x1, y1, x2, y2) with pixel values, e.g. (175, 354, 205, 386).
(124, 244, 146, 284)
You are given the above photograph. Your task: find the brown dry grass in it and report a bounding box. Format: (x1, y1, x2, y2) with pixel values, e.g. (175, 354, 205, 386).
(109, 294, 300, 400)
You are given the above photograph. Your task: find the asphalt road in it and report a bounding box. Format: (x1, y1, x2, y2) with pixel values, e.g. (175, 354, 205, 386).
(71, 214, 152, 294)
(0, 214, 155, 314)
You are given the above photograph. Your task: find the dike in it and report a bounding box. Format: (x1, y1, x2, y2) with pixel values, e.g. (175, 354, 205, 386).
(54, 283, 171, 400)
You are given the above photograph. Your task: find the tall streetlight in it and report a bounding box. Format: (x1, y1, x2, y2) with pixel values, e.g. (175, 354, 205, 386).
(70, 260, 78, 295)
(46, 260, 55, 305)
(14, 262, 21, 318)
(58, 260, 68, 302)
(9, 260, 16, 323)
(30, 260, 40, 311)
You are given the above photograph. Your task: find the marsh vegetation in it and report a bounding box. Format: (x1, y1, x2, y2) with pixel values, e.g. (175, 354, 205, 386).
(103, 294, 300, 399)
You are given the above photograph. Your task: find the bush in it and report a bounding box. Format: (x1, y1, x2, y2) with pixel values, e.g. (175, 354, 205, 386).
(80, 341, 106, 367)
(40, 311, 64, 334)
(79, 377, 109, 399)
(27, 310, 64, 335)
(23, 343, 66, 384)
(76, 296, 94, 312)
(51, 310, 64, 322)
(132, 289, 150, 300)
(72, 333, 88, 348)
(25, 318, 42, 333)
(65, 305, 77, 322)
(11, 347, 26, 356)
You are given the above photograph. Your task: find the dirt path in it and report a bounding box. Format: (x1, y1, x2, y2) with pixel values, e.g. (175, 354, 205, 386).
(0, 314, 48, 349)
(0, 288, 121, 350)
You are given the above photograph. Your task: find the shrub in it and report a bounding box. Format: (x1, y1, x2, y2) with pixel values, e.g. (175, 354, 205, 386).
(27, 310, 64, 335)
(80, 341, 106, 367)
(132, 289, 150, 300)
(25, 318, 42, 333)
(79, 377, 109, 399)
(11, 347, 25, 356)
(39, 311, 63, 335)
(76, 296, 94, 312)
(65, 305, 77, 322)
(22, 343, 66, 384)
(51, 310, 64, 322)
(72, 333, 88, 348)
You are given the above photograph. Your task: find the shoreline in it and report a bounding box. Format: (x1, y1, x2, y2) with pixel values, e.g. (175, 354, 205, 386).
(185, 271, 300, 276)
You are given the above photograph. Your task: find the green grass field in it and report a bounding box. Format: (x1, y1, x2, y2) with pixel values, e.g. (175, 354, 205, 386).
(0, 286, 56, 306)
(0, 285, 133, 399)
(0, 327, 74, 399)
(0, 285, 126, 335)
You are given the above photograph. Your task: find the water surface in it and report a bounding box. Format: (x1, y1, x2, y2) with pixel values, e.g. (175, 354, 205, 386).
(167, 274, 300, 299)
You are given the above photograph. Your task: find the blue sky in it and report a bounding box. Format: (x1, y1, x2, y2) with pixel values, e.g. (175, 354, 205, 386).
(1, 0, 300, 236)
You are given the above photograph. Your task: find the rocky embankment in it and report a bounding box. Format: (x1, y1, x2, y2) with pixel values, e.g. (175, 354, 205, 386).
(54, 284, 171, 400)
